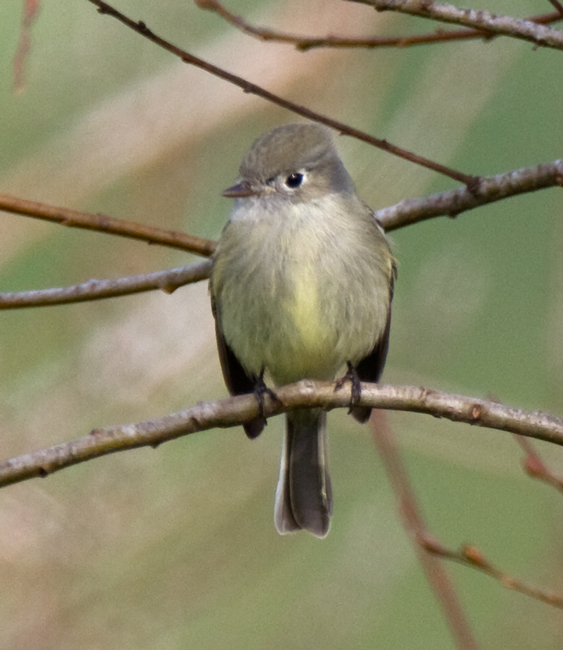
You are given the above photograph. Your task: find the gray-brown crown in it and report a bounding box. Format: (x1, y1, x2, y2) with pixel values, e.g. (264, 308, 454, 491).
(239, 123, 339, 182)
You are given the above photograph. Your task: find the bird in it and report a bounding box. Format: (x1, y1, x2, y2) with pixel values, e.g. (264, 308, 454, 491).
(209, 123, 395, 537)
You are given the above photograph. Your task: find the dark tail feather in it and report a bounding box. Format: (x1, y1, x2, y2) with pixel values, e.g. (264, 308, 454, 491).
(274, 408, 332, 538)
(350, 404, 371, 423)
(243, 417, 266, 439)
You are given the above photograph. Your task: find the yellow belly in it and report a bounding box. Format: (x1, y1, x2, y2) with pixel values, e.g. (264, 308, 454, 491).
(288, 267, 325, 354)
(212, 199, 393, 387)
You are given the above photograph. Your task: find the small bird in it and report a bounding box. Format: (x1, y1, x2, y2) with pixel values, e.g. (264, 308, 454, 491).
(210, 123, 395, 537)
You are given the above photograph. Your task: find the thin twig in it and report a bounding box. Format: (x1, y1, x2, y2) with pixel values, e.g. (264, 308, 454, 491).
(3, 159, 561, 260)
(514, 435, 563, 494)
(0, 261, 212, 308)
(2, 382, 563, 488)
(421, 538, 563, 610)
(195, 0, 563, 51)
(376, 159, 563, 231)
(1, 159, 560, 308)
(371, 412, 481, 650)
(87, 0, 474, 186)
(548, 0, 563, 16)
(13, 0, 41, 92)
(353, 0, 563, 51)
(0, 194, 216, 256)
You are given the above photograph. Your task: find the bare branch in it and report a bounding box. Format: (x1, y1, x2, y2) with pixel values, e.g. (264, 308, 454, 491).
(422, 538, 563, 610)
(13, 0, 41, 92)
(371, 412, 481, 650)
(195, 0, 563, 50)
(0, 193, 215, 256)
(353, 0, 563, 50)
(377, 159, 563, 231)
(2, 381, 563, 488)
(3, 159, 560, 261)
(0, 261, 212, 308)
(2, 159, 561, 308)
(548, 0, 563, 16)
(372, 413, 563, 626)
(87, 0, 474, 185)
(514, 435, 563, 494)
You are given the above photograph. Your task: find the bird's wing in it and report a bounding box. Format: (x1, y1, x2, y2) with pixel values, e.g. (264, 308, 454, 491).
(350, 261, 396, 423)
(211, 295, 265, 439)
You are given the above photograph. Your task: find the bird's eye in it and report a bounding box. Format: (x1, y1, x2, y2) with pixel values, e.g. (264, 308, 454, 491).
(285, 173, 304, 189)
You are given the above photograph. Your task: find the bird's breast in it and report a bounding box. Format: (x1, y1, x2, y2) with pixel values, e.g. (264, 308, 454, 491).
(212, 201, 391, 385)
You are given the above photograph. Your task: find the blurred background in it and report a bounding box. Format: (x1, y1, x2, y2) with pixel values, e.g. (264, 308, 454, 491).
(0, 0, 562, 647)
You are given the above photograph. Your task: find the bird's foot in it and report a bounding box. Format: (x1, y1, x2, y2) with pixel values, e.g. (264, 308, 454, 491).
(334, 362, 362, 413)
(254, 371, 281, 420)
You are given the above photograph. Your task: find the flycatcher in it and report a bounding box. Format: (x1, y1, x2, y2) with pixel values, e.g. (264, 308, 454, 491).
(210, 123, 395, 537)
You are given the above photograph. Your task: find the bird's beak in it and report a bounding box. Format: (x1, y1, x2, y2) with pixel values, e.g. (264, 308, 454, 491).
(222, 181, 259, 198)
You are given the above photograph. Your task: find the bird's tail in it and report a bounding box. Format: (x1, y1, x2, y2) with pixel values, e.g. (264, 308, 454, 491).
(274, 408, 332, 538)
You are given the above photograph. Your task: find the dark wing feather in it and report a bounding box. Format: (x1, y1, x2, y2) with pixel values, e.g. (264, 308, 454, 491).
(212, 298, 265, 439)
(350, 262, 396, 423)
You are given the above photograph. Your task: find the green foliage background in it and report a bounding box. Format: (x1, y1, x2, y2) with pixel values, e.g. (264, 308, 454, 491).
(0, 0, 562, 647)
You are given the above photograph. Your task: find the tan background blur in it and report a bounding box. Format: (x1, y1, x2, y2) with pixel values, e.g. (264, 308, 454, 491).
(1, 0, 563, 647)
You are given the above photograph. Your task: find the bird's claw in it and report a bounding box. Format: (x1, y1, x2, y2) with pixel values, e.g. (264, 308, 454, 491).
(335, 362, 362, 413)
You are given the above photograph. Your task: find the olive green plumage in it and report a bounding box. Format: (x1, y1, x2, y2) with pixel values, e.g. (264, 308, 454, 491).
(210, 123, 395, 537)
